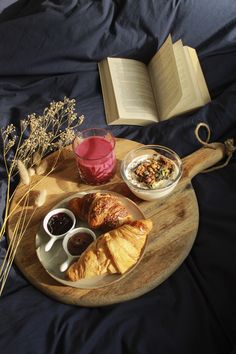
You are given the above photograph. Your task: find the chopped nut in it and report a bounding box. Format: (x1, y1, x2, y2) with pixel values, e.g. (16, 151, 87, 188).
(131, 155, 175, 188)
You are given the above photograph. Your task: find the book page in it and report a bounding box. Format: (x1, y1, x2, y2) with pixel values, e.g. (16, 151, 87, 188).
(184, 46, 211, 104)
(165, 39, 204, 118)
(147, 35, 182, 120)
(107, 57, 158, 122)
(98, 60, 119, 124)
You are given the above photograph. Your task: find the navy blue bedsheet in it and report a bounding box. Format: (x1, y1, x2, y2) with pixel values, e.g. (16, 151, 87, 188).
(0, 1, 236, 353)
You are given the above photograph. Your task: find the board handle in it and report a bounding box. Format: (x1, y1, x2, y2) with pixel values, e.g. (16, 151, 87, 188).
(182, 142, 226, 179)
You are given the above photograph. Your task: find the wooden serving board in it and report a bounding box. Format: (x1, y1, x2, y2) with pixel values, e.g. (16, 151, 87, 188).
(7, 138, 225, 306)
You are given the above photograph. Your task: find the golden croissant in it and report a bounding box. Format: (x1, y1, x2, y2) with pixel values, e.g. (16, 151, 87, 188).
(66, 219, 153, 281)
(68, 192, 132, 230)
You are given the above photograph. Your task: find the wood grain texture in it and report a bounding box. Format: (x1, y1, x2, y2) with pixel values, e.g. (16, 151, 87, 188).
(7, 138, 226, 306)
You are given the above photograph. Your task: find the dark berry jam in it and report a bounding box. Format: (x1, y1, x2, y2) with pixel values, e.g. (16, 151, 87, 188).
(67, 232, 94, 256)
(47, 212, 73, 235)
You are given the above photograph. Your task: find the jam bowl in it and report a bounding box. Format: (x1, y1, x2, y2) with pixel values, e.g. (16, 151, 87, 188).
(120, 145, 182, 201)
(43, 208, 76, 252)
(59, 227, 96, 272)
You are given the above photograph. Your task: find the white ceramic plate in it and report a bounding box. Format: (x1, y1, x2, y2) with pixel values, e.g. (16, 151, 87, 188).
(36, 190, 145, 289)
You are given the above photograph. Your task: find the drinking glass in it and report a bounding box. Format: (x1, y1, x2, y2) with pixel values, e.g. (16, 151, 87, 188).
(73, 128, 117, 185)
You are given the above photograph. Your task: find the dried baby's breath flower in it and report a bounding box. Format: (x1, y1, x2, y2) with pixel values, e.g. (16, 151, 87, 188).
(20, 119, 29, 132)
(17, 160, 30, 186)
(53, 127, 76, 148)
(35, 189, 47, 207)
(0, 97, 85, 296)
(5, 137, 16, 153)
(1, 124, 15, 139)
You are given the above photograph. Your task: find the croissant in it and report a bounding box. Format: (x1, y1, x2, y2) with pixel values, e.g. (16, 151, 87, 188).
(68, 192, 132, 230)
(66, 219, 153, 281)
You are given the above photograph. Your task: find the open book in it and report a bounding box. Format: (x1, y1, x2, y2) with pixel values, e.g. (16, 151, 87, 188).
(98, 35, 211, 126)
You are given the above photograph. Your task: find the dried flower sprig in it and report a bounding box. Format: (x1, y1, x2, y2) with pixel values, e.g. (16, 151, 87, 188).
(35, 190, 47, 208)
(0, 97, 84, 295)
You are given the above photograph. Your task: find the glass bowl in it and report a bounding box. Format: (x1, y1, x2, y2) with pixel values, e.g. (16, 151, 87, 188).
(120, 145, 182, 201)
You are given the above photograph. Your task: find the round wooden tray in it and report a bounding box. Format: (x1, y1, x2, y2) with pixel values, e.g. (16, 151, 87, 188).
(7, 138, 225, 306)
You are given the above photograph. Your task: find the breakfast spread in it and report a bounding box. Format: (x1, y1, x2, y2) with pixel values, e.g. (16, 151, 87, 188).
(38, 145, 182, 286)
(66, 219, 153, 281)
(68, 192, 132, 230)
(41, 191, 151, 282)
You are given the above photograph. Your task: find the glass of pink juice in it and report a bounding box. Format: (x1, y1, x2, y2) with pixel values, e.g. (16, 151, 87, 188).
(73, 128, 117, 185)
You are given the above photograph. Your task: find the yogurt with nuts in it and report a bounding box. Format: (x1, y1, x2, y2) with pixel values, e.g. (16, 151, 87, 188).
(124, 153, 180, 200)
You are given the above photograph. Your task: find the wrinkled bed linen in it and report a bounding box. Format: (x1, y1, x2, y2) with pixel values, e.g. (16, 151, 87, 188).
(0, 1, 236, 354)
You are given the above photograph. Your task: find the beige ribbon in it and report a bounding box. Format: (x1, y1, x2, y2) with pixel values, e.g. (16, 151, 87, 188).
(194, 122, 236, 172)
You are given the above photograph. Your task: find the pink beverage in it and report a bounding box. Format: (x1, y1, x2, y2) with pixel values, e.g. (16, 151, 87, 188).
(74, 133, 116, 185)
